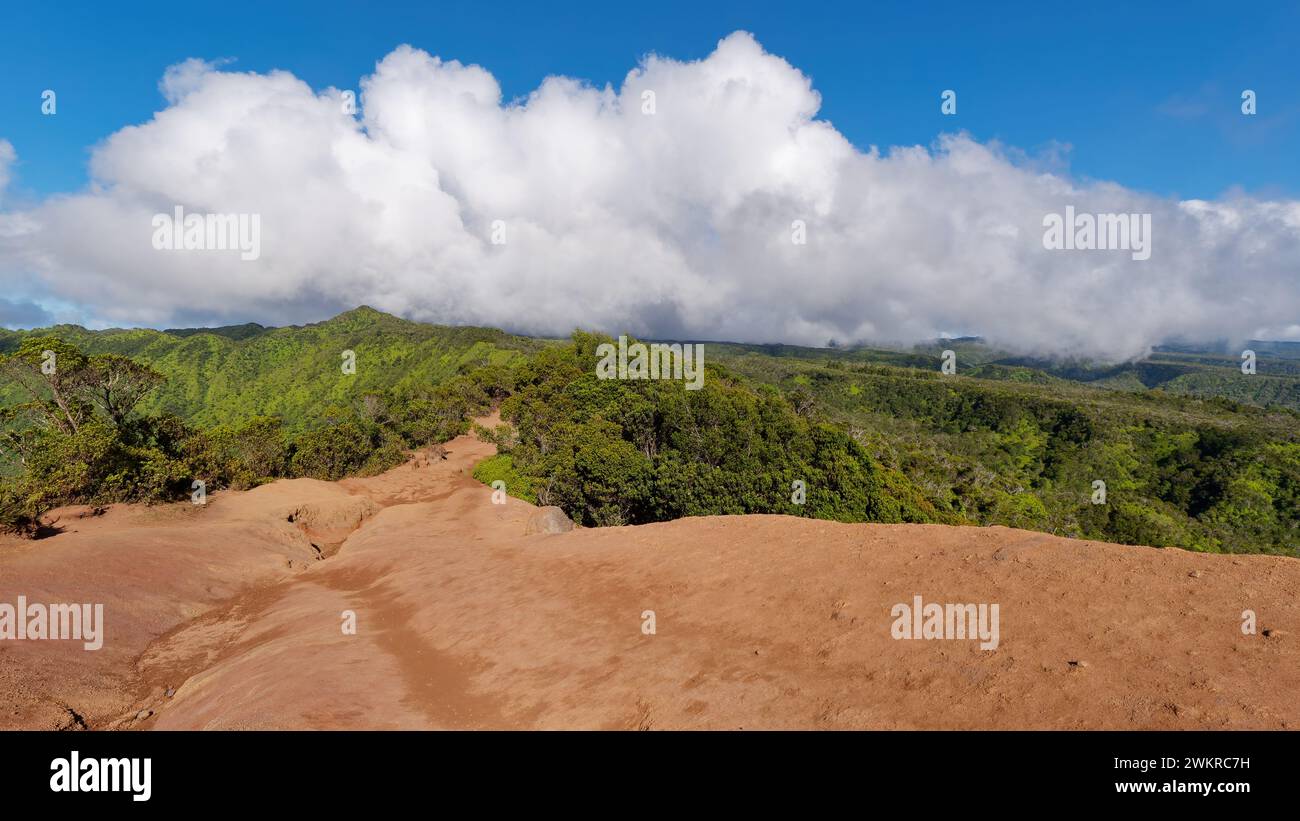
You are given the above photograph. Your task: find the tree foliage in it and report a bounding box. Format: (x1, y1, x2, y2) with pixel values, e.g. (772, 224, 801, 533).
(484, 332, 939, 527)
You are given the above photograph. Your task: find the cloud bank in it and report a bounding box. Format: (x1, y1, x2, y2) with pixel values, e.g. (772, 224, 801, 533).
(1, 32, 1298, 359)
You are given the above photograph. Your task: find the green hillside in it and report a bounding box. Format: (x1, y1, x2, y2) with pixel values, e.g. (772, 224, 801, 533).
(709, 337, 1300, 412)
(0, 307, 542, 431)
(710, 343, 1300, 556)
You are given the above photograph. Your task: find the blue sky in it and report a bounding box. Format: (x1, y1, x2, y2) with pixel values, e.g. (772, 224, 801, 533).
(2, 0, 1298, 200)
(1, 1, 1297, 353)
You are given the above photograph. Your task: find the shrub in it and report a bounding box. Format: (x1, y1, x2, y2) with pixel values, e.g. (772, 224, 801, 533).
(289, 422, 374, 480)
(491, 333, 936, 528)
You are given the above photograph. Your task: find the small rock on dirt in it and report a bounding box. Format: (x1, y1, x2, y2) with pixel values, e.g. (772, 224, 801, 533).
(524, 506, 575, 535)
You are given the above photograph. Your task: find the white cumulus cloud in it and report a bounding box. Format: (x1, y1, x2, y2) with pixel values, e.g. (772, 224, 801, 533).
(1, 32, 1297, 360)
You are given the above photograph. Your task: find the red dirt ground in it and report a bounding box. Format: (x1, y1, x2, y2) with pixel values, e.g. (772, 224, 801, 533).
(2, 417, 1296, 730)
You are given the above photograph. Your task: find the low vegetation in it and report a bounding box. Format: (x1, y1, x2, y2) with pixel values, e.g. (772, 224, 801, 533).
(473, 332, 939, 526)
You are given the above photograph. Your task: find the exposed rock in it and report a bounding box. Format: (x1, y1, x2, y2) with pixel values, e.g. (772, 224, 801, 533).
(524, 506, 574, 535)
(57, 705, 87, 731)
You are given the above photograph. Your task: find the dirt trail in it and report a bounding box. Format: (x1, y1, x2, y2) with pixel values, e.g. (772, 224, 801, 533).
(2, 416, 1298, 730)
